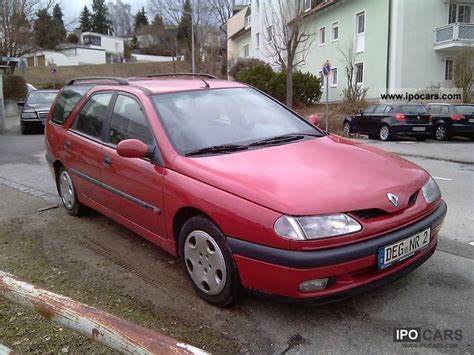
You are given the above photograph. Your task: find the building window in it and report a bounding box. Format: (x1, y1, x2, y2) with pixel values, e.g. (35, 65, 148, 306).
(355, 11, 365, 52)
(319, 27, 326, 45)
(355, 62, 364, 84)
(304, 0, 312, 12)
(356, 12, 365, 34)
(331, 68, 338, 86)
(449, 4, 471, 23)
(332, 22, 339, 41)
(83, 35, 101, 46)
(243, 44, 249, 58)
(245, 15, 251, 29)
(266, 25, 273, 42)
(445, 59, 453, 80)
(256, 32, 260, 47)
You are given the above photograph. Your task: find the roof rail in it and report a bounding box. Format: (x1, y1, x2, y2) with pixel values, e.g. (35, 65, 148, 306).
(146, 73, 217, 80)
(67, 77, 129, 86)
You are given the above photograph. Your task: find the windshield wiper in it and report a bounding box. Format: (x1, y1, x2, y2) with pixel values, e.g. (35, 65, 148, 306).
(248, 133, 317, 147)
(185, 144, 248, 157)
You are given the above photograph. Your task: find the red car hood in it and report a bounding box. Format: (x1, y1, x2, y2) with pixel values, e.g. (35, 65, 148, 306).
(173, 135, 429, 215)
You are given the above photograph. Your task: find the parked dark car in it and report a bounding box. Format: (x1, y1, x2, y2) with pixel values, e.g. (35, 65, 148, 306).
(343, 103, 432, 141)
(426, 103, 474, 141)
(20, 90, 59, 134)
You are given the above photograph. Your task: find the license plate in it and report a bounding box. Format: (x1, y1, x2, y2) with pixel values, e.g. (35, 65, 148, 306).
(412, 127, 426, 132)
(469, 119, 474, 123)
(377, 228, 431, 269)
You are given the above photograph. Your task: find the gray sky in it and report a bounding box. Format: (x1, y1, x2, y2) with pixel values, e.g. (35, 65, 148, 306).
(62, 0, 149, 30)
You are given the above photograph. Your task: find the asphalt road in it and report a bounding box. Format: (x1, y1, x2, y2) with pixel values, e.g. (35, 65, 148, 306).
(0, 116, 473, 353)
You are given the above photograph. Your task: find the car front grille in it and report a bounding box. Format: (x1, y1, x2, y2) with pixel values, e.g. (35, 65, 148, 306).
(37, 111, 49, 121)
(408, 190, 419, 206)
(351, 190, 420, 220)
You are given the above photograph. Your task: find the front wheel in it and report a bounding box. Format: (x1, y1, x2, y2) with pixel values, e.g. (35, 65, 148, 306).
(434, 124, 448, 141)
(342, 122, 351, 137)
(179, 216, 241, 307)
(57, 167, 83, 216)
(379, 125, 392, 141)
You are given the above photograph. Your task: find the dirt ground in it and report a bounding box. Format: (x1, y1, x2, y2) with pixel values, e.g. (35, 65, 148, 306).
(0, 185, 267, 353)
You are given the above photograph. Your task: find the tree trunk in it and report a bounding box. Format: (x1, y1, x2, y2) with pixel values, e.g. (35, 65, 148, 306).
(286, 65, 293, 108)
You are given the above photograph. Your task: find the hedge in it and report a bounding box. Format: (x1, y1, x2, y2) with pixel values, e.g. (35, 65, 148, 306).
(3, 75, 28, 101)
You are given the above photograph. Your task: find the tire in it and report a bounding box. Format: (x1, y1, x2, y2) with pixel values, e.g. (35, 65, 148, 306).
(57, 167, 83, 216)
(379, 125, 392, 141)
(434, 124, 448, 141)
(342, 122, 351, 137)
(179, 215, 241, 307)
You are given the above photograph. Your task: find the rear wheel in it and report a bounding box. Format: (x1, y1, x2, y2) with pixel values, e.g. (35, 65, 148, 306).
(179, 216, 241, 307)
(434, 124, 448, 141)
(379, 125, 392, 141)
(342, 122, 351, 137)
(57, 167, 83, 216)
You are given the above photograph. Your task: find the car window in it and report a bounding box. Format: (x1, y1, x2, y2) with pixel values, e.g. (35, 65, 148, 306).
(51, 86, 91, 125)
(440, 106, 449, 114)
(109, 95, 154, 145)
(363, 105, 376, 114)
(26, 91, 58, 105)
(400, 105, 428, 114)
(384, 105, 392, 113)
(427, 105, 441, 114)
(454, 105, 474, 115)
(374, 105, 386, 113)
(72, 93, 112, 139)
(152, 88, 321, 154)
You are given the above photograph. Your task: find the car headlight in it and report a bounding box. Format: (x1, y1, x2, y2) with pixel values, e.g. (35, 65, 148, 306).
(274, 213, 362, 240)
(422, 176, 441, 204)
(21, 112, 37, 119)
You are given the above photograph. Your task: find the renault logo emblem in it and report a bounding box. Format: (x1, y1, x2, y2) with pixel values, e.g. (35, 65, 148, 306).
(387, 193, 400, 207)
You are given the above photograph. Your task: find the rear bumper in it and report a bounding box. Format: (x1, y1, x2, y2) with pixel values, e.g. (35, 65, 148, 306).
(229, 200, 447, 300)
(390, 124, 433, 136)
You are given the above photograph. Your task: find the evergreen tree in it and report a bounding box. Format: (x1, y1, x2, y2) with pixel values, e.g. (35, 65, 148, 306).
(177, 0, 193, 54)
(34, 9, 60, 50)
(134, 7, 149, 32)
(79, 6, 92, 32)
(52, 4, 66, 40)
(91, 0, 112, 34)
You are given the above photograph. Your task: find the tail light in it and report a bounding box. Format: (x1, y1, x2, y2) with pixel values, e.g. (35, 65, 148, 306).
(450, 114, 464, 121)
(428, 115, 432, 123)
(395, 113, 405, 122)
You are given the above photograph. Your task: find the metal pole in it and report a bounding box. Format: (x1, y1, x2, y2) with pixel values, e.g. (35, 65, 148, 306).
(0, 73, 5, 133)
(325, 76, 329, 131)
(0, 271, 207, 355)
(191, 13, 195, 74)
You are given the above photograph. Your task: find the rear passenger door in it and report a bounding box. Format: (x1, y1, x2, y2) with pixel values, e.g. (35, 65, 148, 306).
(65, 92, 113, 206)
(101, 93, 167, 241)
(367, 104, 387, 135)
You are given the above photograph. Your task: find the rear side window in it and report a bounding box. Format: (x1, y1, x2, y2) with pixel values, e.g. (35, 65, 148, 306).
(72, 93, 112, 139)
(363, 105, 376, 114)
(108, 95, 154, 145)
(374, 105, 386, 113)
(51, 86, 91, 125)
(427, 105, 441, 114)
(400, 105, 427, 114)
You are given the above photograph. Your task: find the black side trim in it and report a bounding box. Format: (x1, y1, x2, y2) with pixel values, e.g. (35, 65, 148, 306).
(228, 201, 447, 269)
(70, 168, 161, 213)
(250, 243, 436, 306)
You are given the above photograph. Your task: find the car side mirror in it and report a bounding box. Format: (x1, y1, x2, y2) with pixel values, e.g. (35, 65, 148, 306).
(308, 114, 320, 127)
(117, 139, 151, 159)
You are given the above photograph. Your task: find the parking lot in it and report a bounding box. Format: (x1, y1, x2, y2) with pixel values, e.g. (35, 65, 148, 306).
(0, 115, 473, 353)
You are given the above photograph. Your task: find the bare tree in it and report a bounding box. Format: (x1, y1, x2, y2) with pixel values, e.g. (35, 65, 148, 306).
(208, 0, 235, 33)
(339, 44, 368, 107)
(108, 0, 133, 37)
(453, 48, 473, 103)
(0, 0, 53, 57)
(263, 0, 314, 108)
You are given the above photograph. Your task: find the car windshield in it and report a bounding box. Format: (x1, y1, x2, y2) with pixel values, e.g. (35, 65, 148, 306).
(400, 105, 428, 114)
(27, 92, 58, 105)
(454, 105, 474, 115)
(152, 88, 322, 154)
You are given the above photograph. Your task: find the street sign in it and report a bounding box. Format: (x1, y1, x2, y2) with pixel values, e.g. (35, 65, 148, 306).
(50, 66, 57, 76)
(322, 60, 331, 77)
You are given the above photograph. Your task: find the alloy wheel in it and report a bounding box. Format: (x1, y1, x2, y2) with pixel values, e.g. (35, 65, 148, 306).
(59, 170, 75, 210)
(343, 123, 351, 137)
(184, 230, 227, 295)
(380, 126, 390, 141)
(435, 125, 447, 141)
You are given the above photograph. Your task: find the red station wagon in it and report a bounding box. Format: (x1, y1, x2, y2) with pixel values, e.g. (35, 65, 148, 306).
(45, 74, 447, 306)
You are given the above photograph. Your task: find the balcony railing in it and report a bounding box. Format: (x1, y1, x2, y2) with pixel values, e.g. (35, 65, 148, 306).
(434, 23, 474, 46)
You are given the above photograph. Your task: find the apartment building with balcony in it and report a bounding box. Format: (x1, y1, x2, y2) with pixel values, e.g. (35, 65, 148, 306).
(226, 0, 474, 102)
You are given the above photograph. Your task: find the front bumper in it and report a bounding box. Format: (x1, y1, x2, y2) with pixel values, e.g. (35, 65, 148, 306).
(228, 200, 447, 301)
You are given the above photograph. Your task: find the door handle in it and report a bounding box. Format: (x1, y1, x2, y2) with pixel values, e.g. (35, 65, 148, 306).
(103, 156, 112, 167)
(64, 140, 71, 148)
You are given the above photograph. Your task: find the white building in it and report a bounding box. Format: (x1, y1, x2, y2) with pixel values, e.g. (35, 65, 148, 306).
(22, 47, 106, 67)
(81, 32, 125, 63)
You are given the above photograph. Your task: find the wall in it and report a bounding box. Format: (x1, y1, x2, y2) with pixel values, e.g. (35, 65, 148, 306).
(130, 54, 183, 63)
(61, 48, 106, 65)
